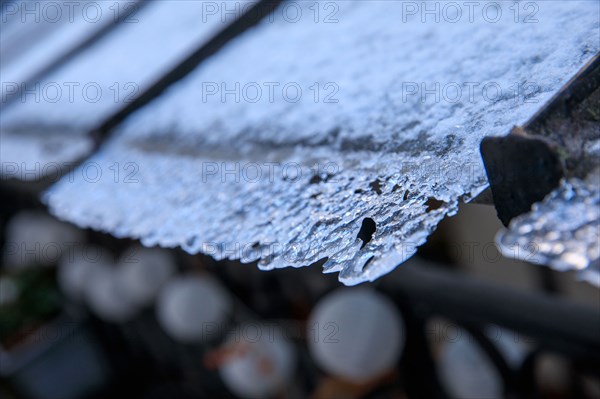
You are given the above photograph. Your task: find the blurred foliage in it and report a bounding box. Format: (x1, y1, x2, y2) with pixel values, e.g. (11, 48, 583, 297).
(0, 268, 61, 347)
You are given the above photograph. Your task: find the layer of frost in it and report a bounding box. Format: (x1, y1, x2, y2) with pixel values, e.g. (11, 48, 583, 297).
(1, 0, 246, 180)
(45, 1, 600, 285)
(497, 177, 600, 287)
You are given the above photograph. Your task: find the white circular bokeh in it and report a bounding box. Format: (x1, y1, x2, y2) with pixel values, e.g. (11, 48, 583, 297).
(156, 274, 232, 342)
(219, 325, 295, 399)
(117, 246, 175, 307)
(4, 211, 82, 269)
(84, 263, 138, 322)
(307, 288, 404, 382)
(58, 245, 108, 301)
(437, 328, 503, 399)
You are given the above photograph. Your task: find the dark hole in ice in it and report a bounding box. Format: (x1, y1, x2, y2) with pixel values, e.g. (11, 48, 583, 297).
(357, 218, 376, 249)
(309, 173, 333, 185)
(186, 235, 198, 247)
(369, 179, 383, 195)
(425, 197, 445, 212)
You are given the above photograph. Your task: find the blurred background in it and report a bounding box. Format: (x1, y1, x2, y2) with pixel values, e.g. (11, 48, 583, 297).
(1, 188, 599, 399)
